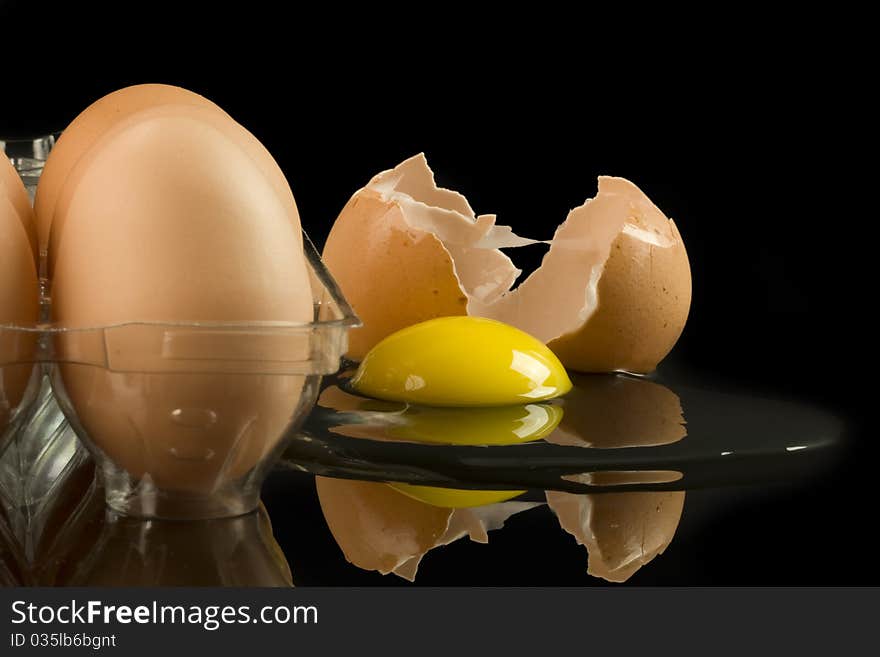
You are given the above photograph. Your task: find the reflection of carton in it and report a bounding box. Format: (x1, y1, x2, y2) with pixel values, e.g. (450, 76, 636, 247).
(31, 464, 291, 587)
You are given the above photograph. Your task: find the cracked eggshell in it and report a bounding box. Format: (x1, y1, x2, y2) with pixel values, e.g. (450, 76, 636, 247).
(1, 155, 38, 262)
(546, 490, 685, 583)
(0, 197, 38, 436)
(322, 154, 525, 361)
(50, 111, 312, 493)
(45, 94, 304, 276)
(482, 177, 691, 374)
(326, 155, 690, 373)
(316, 476, 539, 581)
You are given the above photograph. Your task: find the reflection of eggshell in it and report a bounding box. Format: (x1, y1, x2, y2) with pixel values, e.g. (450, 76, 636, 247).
(316, 477, 538, 581)
(547, 490, 685, 583)
(549, 373, 686, 448)
(1, 155, 38, 261)
(51, 112, 312, 494)
(0, 198, 39, 436)
(46, 100, 303, 275)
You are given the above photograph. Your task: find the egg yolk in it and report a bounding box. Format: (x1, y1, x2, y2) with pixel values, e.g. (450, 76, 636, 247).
(351, 317, 572, 406)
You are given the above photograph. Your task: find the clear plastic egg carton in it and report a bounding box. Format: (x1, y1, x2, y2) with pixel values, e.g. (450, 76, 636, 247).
(1, 234, 357, 524)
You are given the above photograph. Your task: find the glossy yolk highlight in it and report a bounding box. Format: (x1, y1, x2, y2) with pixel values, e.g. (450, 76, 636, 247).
(351, 317, 572, 407)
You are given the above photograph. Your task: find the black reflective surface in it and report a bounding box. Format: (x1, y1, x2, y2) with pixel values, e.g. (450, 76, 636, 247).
(1, 369, 850, 586)
(284, 372, 842, 495)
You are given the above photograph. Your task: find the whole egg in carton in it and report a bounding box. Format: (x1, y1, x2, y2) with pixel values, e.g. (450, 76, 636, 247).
(0, 160, 39, 453)
(44, 88, 315, 518)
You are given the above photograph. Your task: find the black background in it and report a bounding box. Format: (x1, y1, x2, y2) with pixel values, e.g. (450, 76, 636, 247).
(0, 3, 869, 584)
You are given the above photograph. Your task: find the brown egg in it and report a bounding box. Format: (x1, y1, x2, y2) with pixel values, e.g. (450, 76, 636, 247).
(1, 154, 38, 262)
(51, 110, 313, 495)
(34, 84, 223, 249)
(324, 155, 691, 373)
(0, 197, 39, 437)
(39, 84, 303, 270)
(546, 490, 685, 583)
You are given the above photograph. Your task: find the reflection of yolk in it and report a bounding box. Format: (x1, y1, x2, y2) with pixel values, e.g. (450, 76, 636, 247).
(388, 403, 563, 445)
(383, 399, 564, 508)
(351, 317, 572, 407)
(388, 484, 524, 508)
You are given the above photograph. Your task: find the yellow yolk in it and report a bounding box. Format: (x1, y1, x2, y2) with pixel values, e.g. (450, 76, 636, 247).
(351, 317, 572, 407)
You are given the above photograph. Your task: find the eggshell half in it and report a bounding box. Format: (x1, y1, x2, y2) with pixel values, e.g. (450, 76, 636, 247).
(545, 178, 691, 373)
(46, 97, 304, 275)
(1, 154, 38, 262)
(546, 489, 685, 582)
(323, 154, 528, 360)
(51, 113, 312, 493)
(478, 177, 691, 373)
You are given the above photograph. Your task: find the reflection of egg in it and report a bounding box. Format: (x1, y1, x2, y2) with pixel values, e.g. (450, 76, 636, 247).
(0, 196, 38, 435)
(324, 154, 691, 373)
(51, 110, 312, 494)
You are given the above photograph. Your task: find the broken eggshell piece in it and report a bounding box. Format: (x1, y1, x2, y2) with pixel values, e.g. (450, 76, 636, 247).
(323, 155, 691, 372)
(322, 154, 532, 361)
